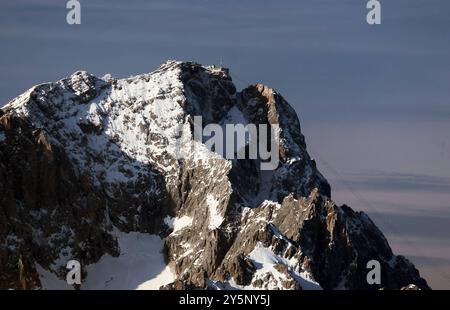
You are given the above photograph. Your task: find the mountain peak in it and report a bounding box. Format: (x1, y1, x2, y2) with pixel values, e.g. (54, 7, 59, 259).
(0, 61, 429, 290)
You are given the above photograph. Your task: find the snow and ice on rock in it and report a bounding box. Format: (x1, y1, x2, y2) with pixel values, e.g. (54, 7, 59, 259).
(247, 243, 321, 290)
(2, 61, 186, 190)
(167, 216, 194, 235)
(207, 194, 223, 230)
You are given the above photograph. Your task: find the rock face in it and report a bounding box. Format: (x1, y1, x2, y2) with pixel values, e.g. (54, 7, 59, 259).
(0, 61, 429, 290)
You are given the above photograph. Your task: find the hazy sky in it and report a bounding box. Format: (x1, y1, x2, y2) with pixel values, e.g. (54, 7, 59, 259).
(1, 0, 449, 288)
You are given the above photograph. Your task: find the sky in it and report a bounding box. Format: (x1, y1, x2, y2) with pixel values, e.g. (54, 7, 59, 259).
(1, 0, 449, 289)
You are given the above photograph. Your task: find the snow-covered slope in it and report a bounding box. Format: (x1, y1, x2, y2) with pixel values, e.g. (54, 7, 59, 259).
(36, 231, 174, 290)
(82, 231, 174, 290)
(0, 61, 429, 290)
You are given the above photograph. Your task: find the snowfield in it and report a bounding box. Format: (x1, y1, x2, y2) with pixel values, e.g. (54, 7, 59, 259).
(37, 231, 175, 290)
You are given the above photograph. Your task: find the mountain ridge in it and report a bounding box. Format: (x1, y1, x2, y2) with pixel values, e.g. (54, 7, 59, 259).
(0, 60, 429, 290)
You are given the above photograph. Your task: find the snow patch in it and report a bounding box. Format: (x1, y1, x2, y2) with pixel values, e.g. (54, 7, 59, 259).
(207, 194, 223, 230)
(0, 132, 5, 143)
(170, 216, 193, 235)
(163, 216, 174, 229)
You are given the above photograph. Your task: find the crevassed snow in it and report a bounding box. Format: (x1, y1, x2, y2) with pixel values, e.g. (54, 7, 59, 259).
(207, 194, 223, 230)
(37, 231, 175, 290)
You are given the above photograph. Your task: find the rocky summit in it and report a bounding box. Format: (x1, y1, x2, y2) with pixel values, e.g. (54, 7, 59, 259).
(0, 61, 429, 290)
